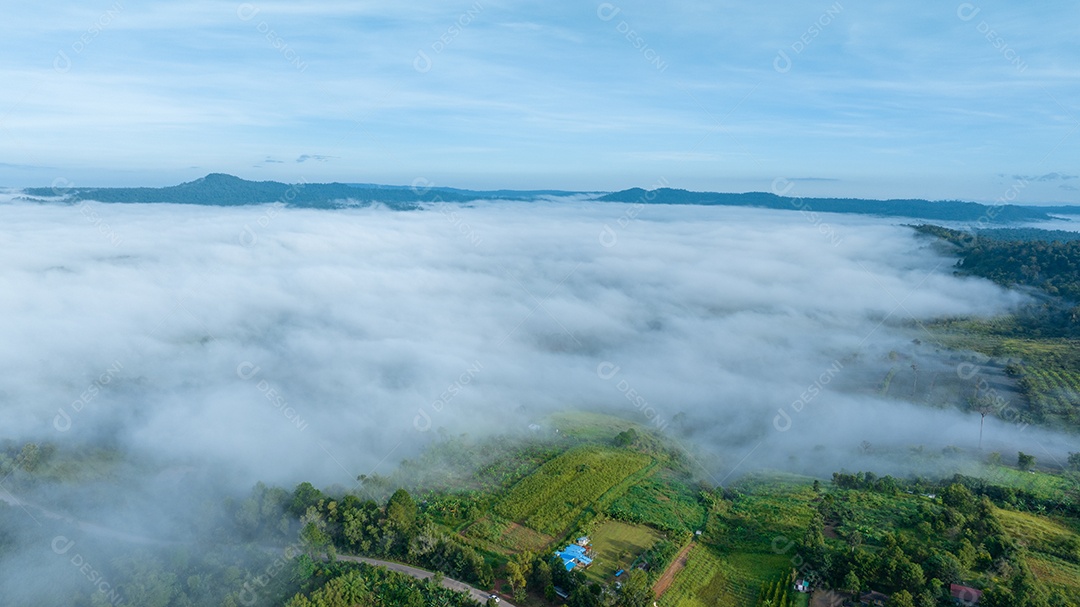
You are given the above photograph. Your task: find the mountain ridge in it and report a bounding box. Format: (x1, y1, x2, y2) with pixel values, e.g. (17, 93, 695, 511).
(21, 174, 1070, 222)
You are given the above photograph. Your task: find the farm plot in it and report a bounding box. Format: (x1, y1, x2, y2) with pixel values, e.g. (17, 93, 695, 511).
(495, 445, 652, 536)
(584, 520, 665, 582)
(663, 548, 789, 607)
(608, 477, 707, 533)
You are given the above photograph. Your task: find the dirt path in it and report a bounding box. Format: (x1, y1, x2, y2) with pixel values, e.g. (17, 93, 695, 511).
(652, 542, 694, 598)
(339, 555, 514, 606)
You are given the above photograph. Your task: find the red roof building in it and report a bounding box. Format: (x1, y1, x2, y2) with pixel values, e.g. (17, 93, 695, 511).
(950, 584, 983, 605)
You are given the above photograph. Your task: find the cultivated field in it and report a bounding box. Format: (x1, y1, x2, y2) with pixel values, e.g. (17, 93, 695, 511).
(584, 520, 665, 582)
(495, 445, 653, 535)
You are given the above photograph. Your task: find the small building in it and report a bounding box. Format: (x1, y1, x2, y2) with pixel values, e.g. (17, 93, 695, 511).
(794, 579, 811, 593)
(555, 543, 594, 571)
(950, 584, 983, 606)
(576, 536, 590, 546)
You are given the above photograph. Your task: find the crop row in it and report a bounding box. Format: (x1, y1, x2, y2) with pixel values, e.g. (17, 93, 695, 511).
(495, 446, 651, 535)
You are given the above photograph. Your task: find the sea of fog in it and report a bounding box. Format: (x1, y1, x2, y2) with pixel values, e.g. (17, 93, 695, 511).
(2, 196, 1074, 492)
(5, 196, 1080, 603)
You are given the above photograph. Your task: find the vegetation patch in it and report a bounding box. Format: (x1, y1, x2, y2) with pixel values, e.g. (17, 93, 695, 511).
(608, 476, 707, 533)
(583, 520, 665, 582)
(495, 445, 652, 535)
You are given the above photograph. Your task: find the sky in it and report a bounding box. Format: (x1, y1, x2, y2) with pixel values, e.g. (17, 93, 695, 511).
(1, 1, 1078, 202)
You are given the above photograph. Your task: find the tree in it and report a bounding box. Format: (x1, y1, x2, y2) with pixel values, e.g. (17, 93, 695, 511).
(290, 482, 323, 517)
(890, 589, 915, 607)
(531, 559, 552, 591)
(894, 559, 925, 593)
(802, 514, 826, 552)
(506, 561, 526, 601)
(941, 483, 976, 515)
(957, 539, 977, 569)
(971, 394, 994, 450)
(1067, 452, 1080, 471)
(1018, 452, 1036, 471)
(17, 443, 40, 472)
(614, 429, 639, 447)
(568, 584, 600, 607)
(925, 552, 961, 584)
(616, 569, 652, 607)
(387, 489, 418, 530)
(842, 571, 861, 595)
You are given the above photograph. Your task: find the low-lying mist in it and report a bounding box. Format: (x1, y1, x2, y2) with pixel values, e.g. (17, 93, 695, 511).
(0, 196, 1074, 602)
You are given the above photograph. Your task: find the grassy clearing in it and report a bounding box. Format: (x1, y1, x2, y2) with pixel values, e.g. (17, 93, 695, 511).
(713, 473, 820, 552)
(830, 490, 932, 545)
(584, 520, 664, 582)
(495, 445, 652, 536)
(926, 320, 1080, 431)
(1025, 553, 1080, 597)
(499, 522, 553, 553)
(662, 546, 787, 607)
(998, 508, 1075, 550)
(608, 476, 707, 533)
(957, 462, 1078, 502)
(997, 506, 1080, 598)
(549, 411, 646, 442)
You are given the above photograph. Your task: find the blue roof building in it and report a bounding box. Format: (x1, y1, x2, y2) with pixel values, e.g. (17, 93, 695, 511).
(555, 542, 594, 571)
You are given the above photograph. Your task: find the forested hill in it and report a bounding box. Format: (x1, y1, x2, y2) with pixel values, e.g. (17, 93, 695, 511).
(914, 224, 1080, 302)
(22, 175, 1069, 222)
(23, 173, 527, 209)
(599, 188, 1052, 223)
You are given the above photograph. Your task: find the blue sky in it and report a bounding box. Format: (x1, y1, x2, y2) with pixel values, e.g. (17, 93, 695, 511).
(1, 1, 1078, 203)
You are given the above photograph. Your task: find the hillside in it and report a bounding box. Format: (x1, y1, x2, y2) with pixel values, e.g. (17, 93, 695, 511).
(23, 173, 525, 209)
(599, 188, 1053, 222)
(21, 176, 1074, 223)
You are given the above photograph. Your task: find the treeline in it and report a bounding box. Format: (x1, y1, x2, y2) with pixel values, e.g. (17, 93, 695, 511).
(284, 560, 479, 607)
(914, 225, 1080, 336)
(755, 576, 796, 607)
(976, 228, 1080, 244)
(598, 189, 1050, 222)
(233, 482, 495, 588)
(236, 479, 675, 607)
(831, 470, 1080, 518)
(795, 473, 1080, 607)
(25, 173, 506, 209)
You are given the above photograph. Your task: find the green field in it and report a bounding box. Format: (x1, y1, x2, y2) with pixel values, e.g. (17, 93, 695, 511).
(997, 508, 1080, 597)
(662, 546, 787, 607)
(958, 462, 1079, 502)
(584, 520, 665, 582)
(495, 445, 653, 535)
(713, 473, 820, 552)
(927, 319, 1080, 432)
(608, 476, 707, 533)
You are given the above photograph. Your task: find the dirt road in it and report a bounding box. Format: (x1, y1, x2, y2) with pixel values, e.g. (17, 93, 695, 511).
(339, 555, 515, 606)
(652, 541, 694, 598)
